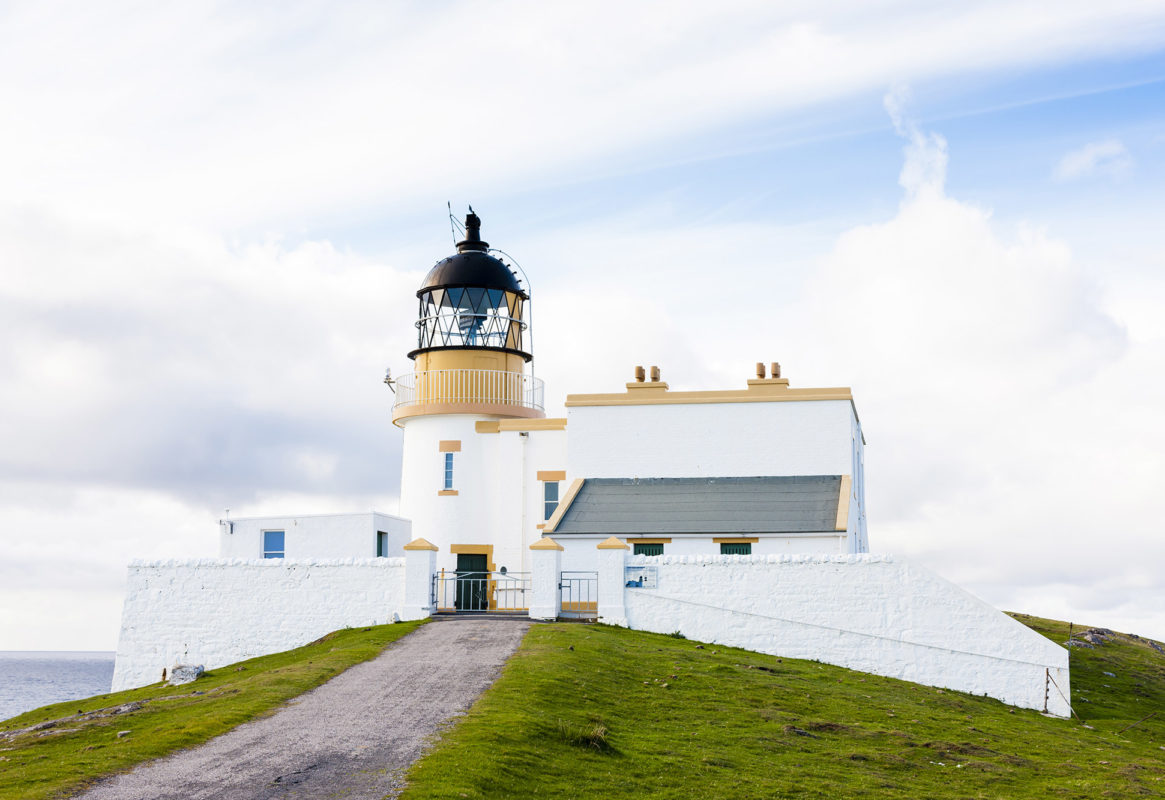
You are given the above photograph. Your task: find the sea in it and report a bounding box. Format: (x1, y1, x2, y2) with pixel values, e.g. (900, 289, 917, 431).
(0, 651, 116, 723)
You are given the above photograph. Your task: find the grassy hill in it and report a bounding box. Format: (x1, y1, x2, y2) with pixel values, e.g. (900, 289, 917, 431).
(1, 615, 1161, 799)
(0, 621, 424, 800)
(400, 614, 1164, 799)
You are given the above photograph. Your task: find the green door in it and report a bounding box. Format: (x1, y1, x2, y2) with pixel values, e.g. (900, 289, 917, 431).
(456, 553, 489, 611)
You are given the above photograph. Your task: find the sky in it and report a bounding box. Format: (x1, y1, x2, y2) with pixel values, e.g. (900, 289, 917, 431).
(1, 1, 1164, 650)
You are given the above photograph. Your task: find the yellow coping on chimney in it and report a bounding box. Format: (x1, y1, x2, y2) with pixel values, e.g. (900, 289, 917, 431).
(529, 536, 564, 551)
(542, 478, 584, 533)
(597, 536, 630, 550)
(835, 475, 853, 531)
(403, 538, 438, 551)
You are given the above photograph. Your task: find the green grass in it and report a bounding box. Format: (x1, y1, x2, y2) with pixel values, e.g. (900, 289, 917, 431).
(0, 620, 424, 800)
(401, 615, 1165, 799)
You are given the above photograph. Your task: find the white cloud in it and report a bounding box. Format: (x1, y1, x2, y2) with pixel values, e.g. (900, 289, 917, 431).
(791, 115, 1165, 640)
(0, 208, 419, 500)
(1054, 139, 1133, 180)
(1, 2, 1163, 228)
(884, 86, 949, 201)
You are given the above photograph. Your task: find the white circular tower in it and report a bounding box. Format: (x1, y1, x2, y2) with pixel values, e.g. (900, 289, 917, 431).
(392, 210, 544, 583)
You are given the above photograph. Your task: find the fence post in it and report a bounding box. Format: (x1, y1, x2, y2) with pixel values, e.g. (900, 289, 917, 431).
(401, 538, 438, 621)
(528, 537, 563, 620)
(596, 536, 630, 627)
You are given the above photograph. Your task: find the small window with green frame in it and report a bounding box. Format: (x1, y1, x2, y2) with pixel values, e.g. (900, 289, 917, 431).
(720, 542, 752, 555)
(633, 542, 664, 556)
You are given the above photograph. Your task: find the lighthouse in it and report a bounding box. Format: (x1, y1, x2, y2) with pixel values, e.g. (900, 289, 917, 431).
(392, 210, 565, 598)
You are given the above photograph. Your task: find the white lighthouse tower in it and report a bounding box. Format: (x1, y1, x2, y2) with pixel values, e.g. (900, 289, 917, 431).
(392, 210, 563, 599)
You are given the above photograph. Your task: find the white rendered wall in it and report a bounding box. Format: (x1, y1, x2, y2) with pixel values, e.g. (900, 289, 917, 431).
(218, 512, 411, 560)
(398, 413, 567, 576)
(568, 400, 856, 479)
(613, 554, 1069, 716)
(111, 559, 405, 691)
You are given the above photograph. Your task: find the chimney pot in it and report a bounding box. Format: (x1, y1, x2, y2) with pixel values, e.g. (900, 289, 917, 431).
(634, 366, 645, 382)
(756, 362, 766, 379)
(771, 362, 781, 378)
(650, 366, 660, 382)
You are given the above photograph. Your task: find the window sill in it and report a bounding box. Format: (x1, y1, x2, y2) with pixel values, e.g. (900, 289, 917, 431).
(438, 489, 459, 496)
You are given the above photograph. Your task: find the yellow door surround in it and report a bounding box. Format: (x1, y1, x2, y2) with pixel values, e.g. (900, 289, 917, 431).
(449, 544, 498, 611)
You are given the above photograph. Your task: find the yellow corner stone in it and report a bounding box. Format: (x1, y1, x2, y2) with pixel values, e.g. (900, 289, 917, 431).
(403, 537, 438, 551)
(596, 536, 629, 550)
(529, 536, 565, 551)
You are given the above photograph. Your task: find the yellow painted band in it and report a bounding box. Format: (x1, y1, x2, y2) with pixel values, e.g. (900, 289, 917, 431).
(475, 418, 567, 433)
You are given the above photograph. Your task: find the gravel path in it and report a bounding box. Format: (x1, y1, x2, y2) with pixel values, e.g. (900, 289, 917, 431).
(74, 616, 532, 800)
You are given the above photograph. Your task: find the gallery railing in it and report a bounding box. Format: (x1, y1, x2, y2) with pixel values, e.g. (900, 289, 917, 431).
(393, 369, 544, 413)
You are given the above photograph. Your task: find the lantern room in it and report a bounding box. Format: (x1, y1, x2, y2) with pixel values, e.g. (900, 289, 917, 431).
(392, 210, 544, 423)
(409, 210, 530, 363)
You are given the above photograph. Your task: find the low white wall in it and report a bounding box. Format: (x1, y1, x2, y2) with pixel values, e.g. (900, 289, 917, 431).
(111, 558, 406, 692)
(614, 554, 1070, 716)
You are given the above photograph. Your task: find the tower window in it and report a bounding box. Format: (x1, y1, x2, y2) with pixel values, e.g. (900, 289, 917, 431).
(444, 452, 454, 490)
(263, 530, 285, 559)
(376, 531, 389, 557)
(543, 481, 559, 520)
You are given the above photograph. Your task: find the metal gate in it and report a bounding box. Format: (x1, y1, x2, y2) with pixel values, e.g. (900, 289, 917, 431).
(559, 571, 598, 620)
(432, 570, 530, 613)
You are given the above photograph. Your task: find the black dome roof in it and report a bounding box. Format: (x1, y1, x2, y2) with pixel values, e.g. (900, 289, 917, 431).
(418, 251, 525, 298)
(418, 211, 527, 298)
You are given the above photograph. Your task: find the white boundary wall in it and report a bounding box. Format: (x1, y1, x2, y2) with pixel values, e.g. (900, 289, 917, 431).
(607, 554, 1070, 716)
(111, 558, 406, 692)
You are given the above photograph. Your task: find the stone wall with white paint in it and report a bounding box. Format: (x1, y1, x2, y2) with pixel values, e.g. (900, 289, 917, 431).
(608, 553, 1070, 716)
(111, 558, 406, 691)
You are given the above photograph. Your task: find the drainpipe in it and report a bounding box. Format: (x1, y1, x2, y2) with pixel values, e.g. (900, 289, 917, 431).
(520, 431, 529, 576)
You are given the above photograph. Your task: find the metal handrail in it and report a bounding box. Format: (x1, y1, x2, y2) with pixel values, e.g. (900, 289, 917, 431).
(393, 369, 544, 411)
(559, 570, 598, 619)
(432, 570, 532, 613)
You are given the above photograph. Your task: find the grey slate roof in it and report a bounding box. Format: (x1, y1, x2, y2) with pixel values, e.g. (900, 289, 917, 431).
(552, 476, 843, 535)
